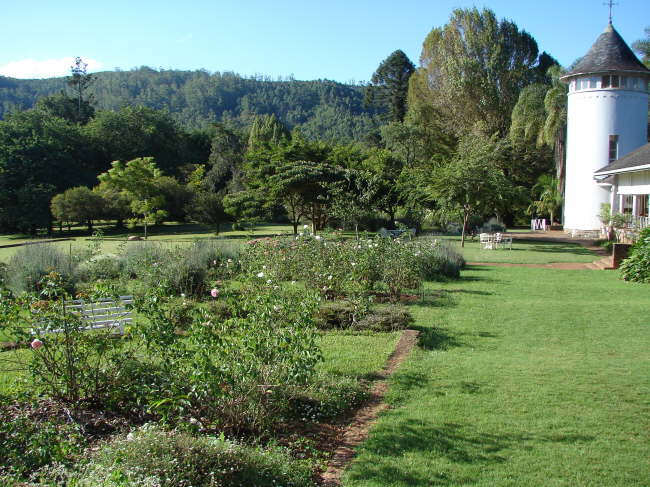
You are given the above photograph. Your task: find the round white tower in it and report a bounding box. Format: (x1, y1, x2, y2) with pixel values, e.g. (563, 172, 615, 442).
(561, 23, 650, 232)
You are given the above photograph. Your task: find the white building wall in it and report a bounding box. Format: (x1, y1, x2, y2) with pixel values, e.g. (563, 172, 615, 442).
(564, 83, 649, 230)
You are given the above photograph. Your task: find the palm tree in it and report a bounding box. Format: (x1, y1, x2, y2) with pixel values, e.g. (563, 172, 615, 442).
(528, 174, 563, 225)
(510, 65, 567, 196)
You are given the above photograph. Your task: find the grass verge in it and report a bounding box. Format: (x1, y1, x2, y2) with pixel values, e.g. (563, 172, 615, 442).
(342, 266, 649, 486)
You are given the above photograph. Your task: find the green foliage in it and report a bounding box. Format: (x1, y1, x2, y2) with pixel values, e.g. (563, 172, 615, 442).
(0, 110, 92, 232)
(98, 158, 169, 232)
(75, 253, 124, 282)
(50, 186, 104, 231)
(0, 396, 86, 480)
(223, 190, 267, 230)
(0, 272, 137, 405)
(354, 306, 414, 332)
(527, 174, 563, 224)
(36, 92, 95, 125)
(365, 50, 415, 122)
(122, 241, 231, 297)
(248, 113, 289, 150)
(314, 301, 413, 332)
(408, 7, 545, 138)
(0, 69, 380, 142)
(130, 282, 322, 432)
(84, 106, 194, 175)
(289, 373, 370, 422)
(619, 227, 650, 283)
(71, 426, 315, 487)
(430, 132, 513, 246)
(6, 243, 77, 294)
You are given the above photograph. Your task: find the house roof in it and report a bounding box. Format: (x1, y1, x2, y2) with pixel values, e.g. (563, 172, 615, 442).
(561, 23, 650, 80)
(594, 143, 650, 176)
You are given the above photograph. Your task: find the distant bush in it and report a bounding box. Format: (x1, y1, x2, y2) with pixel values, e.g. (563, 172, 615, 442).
(70, 426, 314, 487)
(6, 243, 77, 294)
(314, 301, 412, 332)
(75, 253, 124, 282)
(123, 240, 238, 297)
(354, 306, 413, 332)
(314, 301, 358, 330)
(415, 239, 465, 279)
(620, 228, 650, 283)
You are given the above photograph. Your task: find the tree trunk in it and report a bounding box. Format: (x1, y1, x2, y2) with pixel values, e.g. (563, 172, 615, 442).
(461, 212, 469, 248)
(87, 220, 93, 232)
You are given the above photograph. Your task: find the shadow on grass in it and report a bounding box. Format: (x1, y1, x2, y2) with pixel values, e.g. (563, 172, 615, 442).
(416, 326, 465, 350)
(514, 240, 596, 256)
(346, 418, 595, 486)
(414, 326, 500, 351)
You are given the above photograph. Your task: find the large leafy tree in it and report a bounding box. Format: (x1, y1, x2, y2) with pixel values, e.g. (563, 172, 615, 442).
(365, 50, 415, 122)
(84, 106, 188, 175)
(205, 123, 245, 192)
(36, 92, 94, 125)
(362, 149, 406, 224)
(50, 186, 104, 232)
(97, 158, 168, 237)
(408, 8, 547, 138)
(268, 160, 343, 234)
(431, 133, 512, 246)
(0, 110, 91, 233)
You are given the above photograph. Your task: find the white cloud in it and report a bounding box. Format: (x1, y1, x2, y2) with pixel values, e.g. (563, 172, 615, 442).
(0, 57, 103, 79)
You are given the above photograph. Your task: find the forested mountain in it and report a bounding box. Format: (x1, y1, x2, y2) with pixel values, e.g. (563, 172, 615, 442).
(0, 68, 381, 142)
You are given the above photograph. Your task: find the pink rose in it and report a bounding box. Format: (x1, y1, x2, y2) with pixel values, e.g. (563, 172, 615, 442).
(210, 288, 219, 298)
(31, 338, 43, 350)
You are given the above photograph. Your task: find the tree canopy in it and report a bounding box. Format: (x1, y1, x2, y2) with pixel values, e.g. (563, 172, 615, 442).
(365, 50, 415, 122)
(408, 8, 548, 137)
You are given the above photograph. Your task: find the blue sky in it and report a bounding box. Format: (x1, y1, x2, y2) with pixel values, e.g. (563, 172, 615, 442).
(1, 0, 648, 82)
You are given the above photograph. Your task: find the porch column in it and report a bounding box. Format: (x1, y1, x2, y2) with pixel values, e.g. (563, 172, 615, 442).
(632, 195, 639, 216)
(619, 194, 625, 214)
(610, 182, 618, 213)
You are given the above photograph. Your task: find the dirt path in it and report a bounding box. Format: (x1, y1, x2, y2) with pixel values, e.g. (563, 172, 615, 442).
(319, 329, 420, 486)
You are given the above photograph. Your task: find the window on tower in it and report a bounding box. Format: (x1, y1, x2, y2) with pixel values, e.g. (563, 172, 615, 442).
(608, 135, 619, 162)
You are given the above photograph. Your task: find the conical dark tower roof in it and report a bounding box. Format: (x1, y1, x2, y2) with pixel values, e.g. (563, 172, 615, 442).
(561, 23, 650, 80)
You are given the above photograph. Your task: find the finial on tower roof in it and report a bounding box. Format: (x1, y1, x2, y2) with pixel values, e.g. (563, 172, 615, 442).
(603, 0, 618, 24)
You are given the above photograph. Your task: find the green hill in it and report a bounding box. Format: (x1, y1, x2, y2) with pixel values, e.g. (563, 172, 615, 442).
(0, 67, 381, 142)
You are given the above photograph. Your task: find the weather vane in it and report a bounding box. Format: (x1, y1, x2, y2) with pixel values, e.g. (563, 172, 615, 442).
(603, 0, 618, 23)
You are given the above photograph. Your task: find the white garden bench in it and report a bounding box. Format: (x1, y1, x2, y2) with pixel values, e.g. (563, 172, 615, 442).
(33, 296, 134, 335)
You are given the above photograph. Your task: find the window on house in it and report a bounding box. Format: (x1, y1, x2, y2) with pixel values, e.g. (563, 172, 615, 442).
(608, 135, 619, 162)
(602, 75, 611, 88)
(611, 75, 619, 88)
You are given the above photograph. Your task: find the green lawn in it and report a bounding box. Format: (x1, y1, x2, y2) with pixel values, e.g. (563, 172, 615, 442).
(435, 236, 598, 264)
(318, 331, 401, 380)
(342, 266, 650, 486)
